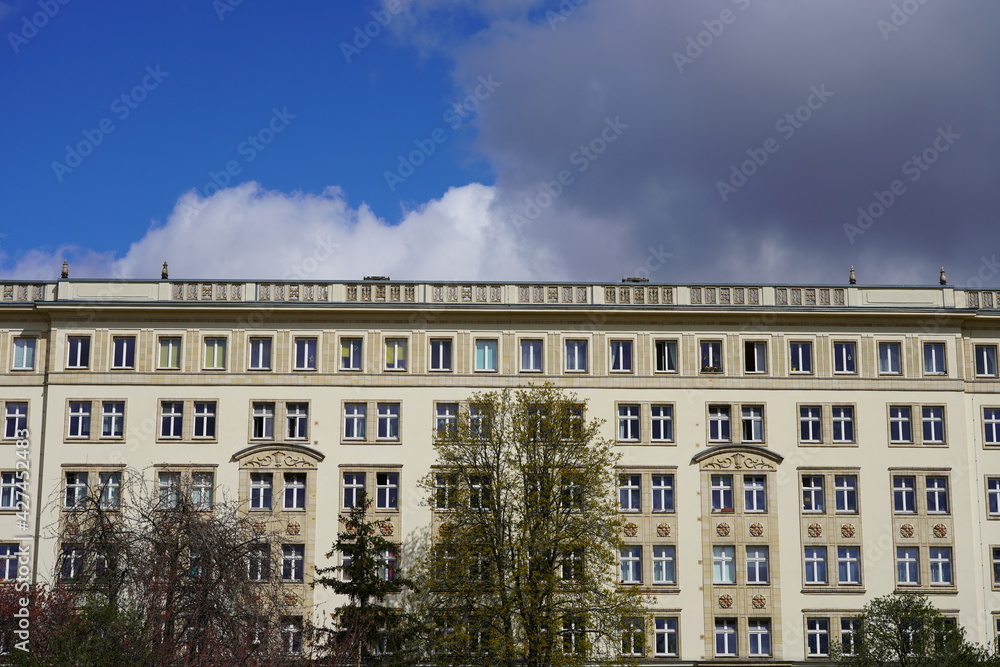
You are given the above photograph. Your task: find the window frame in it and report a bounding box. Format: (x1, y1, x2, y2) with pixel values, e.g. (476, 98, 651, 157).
(654, 339, 678, 373)
(923, 342, 947, 375)
(249, 472, 273, 510)
(66, 335, 91, 369)
(202, 336, 228, 371)
(474, 338, 497, 372)
(617, 404, 640, 442)
(100, 400, 125, 439)
(975, 344, 999, 378)
(248, 336, 272, 371)
(804, 546, 828, 585)
(984, 407, 1000, 446)
(789, 341, 813, 374)
(293, 337, 318, 371)
(111, 335, 136, 370)
(746, 545, 770, 584)
(712, 545, 736, 584)
(878, 341, 903, 375)
(609, 340, 633, 374)
(700, 340, 724, 374)
(4, 401, 28, 440)
(340, 337, 364, 371)
(833, 340, 857, 374)
(428, 338, 452, 372)
(11, 337, 36, 371)
(158, 336, 182, 370)
(519, 339, 544, 373)
(384, 337, 408, 372)
(652, 545, 676, 585)
(837, 546, 862, 585)
(744, 340, 768, 374)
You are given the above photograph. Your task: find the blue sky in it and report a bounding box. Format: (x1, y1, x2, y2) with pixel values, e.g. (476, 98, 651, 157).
(1, 1, 998, 285)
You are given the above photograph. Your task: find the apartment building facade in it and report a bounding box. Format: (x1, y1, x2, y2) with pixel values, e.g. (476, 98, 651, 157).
(1, 277, 999, 663)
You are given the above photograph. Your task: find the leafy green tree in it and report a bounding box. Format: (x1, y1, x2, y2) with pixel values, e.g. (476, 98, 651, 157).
(411, 384, 647, 667)
(835, 593, 1000, 667)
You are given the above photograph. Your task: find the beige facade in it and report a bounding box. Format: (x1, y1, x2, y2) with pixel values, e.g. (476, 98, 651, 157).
(1, 278, 1000, 662)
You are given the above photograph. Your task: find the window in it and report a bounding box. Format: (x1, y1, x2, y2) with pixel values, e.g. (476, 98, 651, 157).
(203, 337, 227, 370)
(189, 471, 213, 510)
(986, 408, 1000, 445)
(988, 478, 1000, 516)
(377, 472, 399, 510)
(790, 341, 812, 373)
(746, 546, 769, 584)
(800, 406, 822, 442)
(711, 474, 734, 512)
(250, 473, 272, 509)
(748, 619, 771, 657)
(284, 473, 305, 510)
(879, 341, 902, 374)
(12, 337, 36, 370)
(922, 407, 945, 443)
(470, 404, 490, 440)
(0, 544, 19, 580)
(375, 338, 407, 373)
(713, 546, 735, 584)
(838, 547, 861, 584)
(281, 617, 303, 654)
(617, 404, 639, 441)
(802, 475, 825, 513)
(619, 474, 640, 512)
(651, 474, 674, 512)
(282, 545, 304, 582)
(520, 339, 543, 372)
(889, 406, 913, 443)
(293, 337, 317, 370)
(0, 471, 24, 509)
(158, 471, 181, 509)
(474, 339, 497, 372)
(429, 339, 452, 371)
(248, 337, 272, 370)
(655, 339, 678, 373)
(610, 340, 632, 373)
(4, 402, 27, 439)
(344, 403, 366, 440)
(652, 546, 676, 584)
(469, 475, 492, 509)
(926, 476, 949, 513)
(160, 401, 183, 438)
(60, 544, 84, 581)
(744, 476, 766, 513)
(248, 543, 270, 582)
(976, 344, 998, 377)
(993, 547, 1000, 587)
(101, 401, 124, 438)
(562, 616, 585, 656)
(701, 340, 723, 373)
(807, 619, 830, 657)
(565, 340, 587, 372)
(158, 336, 181, 369)
(715, 619, 737, 657)
(376, 403, 399, 440)
(650, 405, 673, 442)
(65, 472, 88, 510)
(66, 335, 90, 368)
(923, 342, 946, 374)
(893, 476, 917, 513)
(708, 405, 731, 442)
(741, 405, 764, 442)
(897, 547, 919, 585)
(654, 617, 678, 657)
(68, 401, 91, 438)
(252, 402, 275, 439)
(619, 617, 644, 657)
(804, 546, 828, 584)
(835, 475, 858, 513)
(561, 548, 583, 581)
(435, 403, 457, 438)
(435, 472, 458, 510)
(341, 338, 363, 370)
(192, 401, 216, 439)
(841, 618, 860, 656)
(619, 546, 642, 584)
(111, 336, 135, 369)
(834, 341, 856, 373)
(833, 406, 856, 442)
(379, 547, 399, 582)
(343, 473, 366, 508)
(929, 547, 952, 585)
(744, 341, 767, 373)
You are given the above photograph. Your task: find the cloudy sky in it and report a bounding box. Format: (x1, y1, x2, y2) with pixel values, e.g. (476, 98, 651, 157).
(1, 1, 997, 286)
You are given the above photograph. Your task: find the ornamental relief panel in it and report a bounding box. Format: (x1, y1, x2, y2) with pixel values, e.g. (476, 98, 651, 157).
(241, 451, 319, 470)
(699, 451, 777, 472)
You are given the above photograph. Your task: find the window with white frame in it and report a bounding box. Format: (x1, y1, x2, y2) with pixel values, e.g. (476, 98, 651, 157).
(68, 401, 91, 438)
(651, 474, 674, 512)
(922, 406, 945, 443)
(0, 471, 24, 509)
(474, 339, 497, 372)
(889, 406, 913, 443)
(833, 406, 856, 442)
(620, 617, 644, 657)
(384, 338, 407, 371)
(344, 403, 366, 440)
(203, 337, 227, 370)
(293, 337, 317, 370)
(281, 544, 304, 581)
(619, 546, 642, 584)
(158, 471, 181, 509)
(282, 402, 306, 440)
(189, 471, 213, 510)
(976, 344, 998, 377)
(66, 335, 90, 369)
(897, 547, 919, 585)
(748, 619, 771, 657)
(713, 546, 735, 584)
(377, 472, 399, 510)
(741, 405, 764, 442)
(929, 547, 952, 585)
(650, 404, 674, 442)
(838, 546, 861, 584)
(160, 401, 183, 438)
(802, 475, 825, 512)
(833, 341, 856, 373)
(893, 476, 917, 513)
(992, 547, 1000, 587)
(248, 543, 270, 582)
(565, 340, 587, 372)
(744, 475, 766, 513)
(101, 401, 124, 438)
(923, 342, 946, 374)
(12, 337, 36, 370)
(654, 617, 678, 657)
(429, 339, 452, 372)
(988, 477, 1000, 516)
(158, 336, 181, 369)
(376, 403, 399, 440)
(252, 402, 275, 439)
(746, 546, 769, 584)
(248, 337, 272, 370)
(610, 340, 632, 373)
(520, 339, 543, 372)
(281, 617, 303, 654)
(926, 476, 949, 513)
(879, 341, 902, 374)
(841, 618, 860, 656)
(652, 545, 676, 584)
(715, 618, 737, 657)
(250, 472, 272, 509)
(434, 472, 458, 510)
(379, 547, 399, 582)
(193, 401, 216, 439)
(701, 340, 723, 373)
(835, 475, 858, 513)
(744, 340, 767, 373)
(4, 402, 27, 439)
(806, 619, 830, 657)
(111, 336, 136, 369)
(283, 473, 305, 510)
(59, 544, 84, 581)
(618, 474, 640, 512)
(617, 404, 640, 441)
(800, 406, 822, 442)
(654, 339, 678, 373)
(0, 543, 20, 580)
(435, 403, 457, 438)
(708, 405, 731, 442)
(341, 338, 363, 371)
(469, 475, 492, 509)
(342, 473, 366, 509)
(804, 546, 828, 584)
(984, 408, 1000, 445)
(711, 474, 734, 512)
(789, 341, 812, 373)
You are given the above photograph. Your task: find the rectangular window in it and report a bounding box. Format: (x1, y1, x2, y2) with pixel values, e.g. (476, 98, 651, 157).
(834, 341, 857, 373)
(744, 341, 767, 373)
(111, 336, 136, 369)
(520, 339, 543, 372)
(988, 478, 1000, 516)
(650, 404, 674, 442)
(565, 340, 587, 372)
(65, 472, 88, 508)
(929, 547, 952, 585)
(384, 338, 407, 371)
(343, 473, 366, 509)
(159, 401, 183, 438)
(187, 471, 213, 510)
(610, 340, 633, 373)
(879, 342, 902, 374)
(976, 344, 999, 377)
(992, 547, 1000, 586)
(709, 405, 731, 442)
(250, 472, 272, 509)
(101, 401, 124, 438)
(193, 401, 217, 439)
(889, 406, 913, 443)
(203, 337, 227, 370)
(377, 403, 399, 440)
(897, 547, 919, 585)
(741, 405, 764, 442)
(0, 544, 20, 580)
(293, 337, 317, 370)
(748, 619, 771, 657)
(800, 406, 822, 442)
(652, 545, 676, 584)
(377, 472, 399, 510)
(282, 544, 305, 582)
(838, 546, 861, 584)
(807, 619, 830, 657)
(4, 402, 27, 439)
(841, 619, 860, 656)
(435, 472, 458, 510)
(341, 337, 363, 371)
(619, 546, 642, 584)
(158, 471, 181, 509)
(654, 618, 678, 657)
(379, 547, 399, 582)
(252, 402, 275, 439)
(474, 339, 497, 372)
(701, 340, 723, 373)
(986, 408, 1000, 445)
(620, 617, 644, 657)
(744, 475, 767, 513)
(618, 474, 640, 512)
(893, 476, 917, 513)
(790, 341, 812, 373)
(60, 544, 84, 581)
(924, 342, 946, 374)
(835, 475, 858, 513)
(68, 401, 91, 438)
(922, 407, 945, 443)
(159, 336, 181, 369)
(802, 475, 825, 512)
(833, 406, 856, 442)
(617, 404, 640, 441)
(283, 473, 305, 510)
(655, 339, 678, 373)
(926, 476, 949, 513)
(344, 403, 366, 440)
(711, 474, 734, 511)
(469, 475, 492, 510)
(284, 402, 307, 440)
(746, 546, 769, 584)
(66, 336, 90, 369)
(248, 337, 272, 370)
(0, 471, 24, 509)
(429, 339, 452, 371)
(651, 474, 674, 512)
(281, 617, 303, 654)
(248, 543, 270, 582)
(715, 619, 737, 657)
(12, 337, 36, 370)
(713, 546, 735, 584)
(804, 546, 828, 584)
(96, 471, 121, 508)
(435, 403, 457, 438)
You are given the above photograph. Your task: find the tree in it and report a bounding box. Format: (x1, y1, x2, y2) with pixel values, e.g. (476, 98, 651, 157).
(313, 499, 416, 665)
(835, 593, 1000, 667)
(410, 384, 647, 667)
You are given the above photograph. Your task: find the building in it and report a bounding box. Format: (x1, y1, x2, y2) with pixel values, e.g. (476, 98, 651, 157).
(1, 276, 1000, 662)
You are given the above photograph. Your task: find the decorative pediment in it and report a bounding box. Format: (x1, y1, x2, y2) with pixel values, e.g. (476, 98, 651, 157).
(691, 446, 783, 472)
(231, 443, 324, 470)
